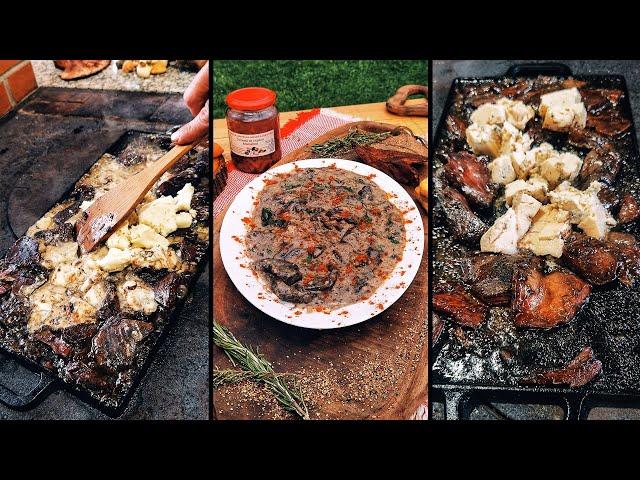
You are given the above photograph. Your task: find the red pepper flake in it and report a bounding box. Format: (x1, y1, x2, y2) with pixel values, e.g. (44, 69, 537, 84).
(280, 212, 292, 221)
(301, 274, 314, 285)
(231, 235, 243, 243)
(241, 217, 254, 227)
(264, 179, 278, 185)
(315, 306, 325, 312)
(376, 303, 384, 310)
(294, 311, 302, 316)
(316, 263, 329, 274)
(339, 210, 351, 219)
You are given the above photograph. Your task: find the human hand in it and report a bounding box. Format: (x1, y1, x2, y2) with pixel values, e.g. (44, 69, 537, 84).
(171, 61, 209, 145)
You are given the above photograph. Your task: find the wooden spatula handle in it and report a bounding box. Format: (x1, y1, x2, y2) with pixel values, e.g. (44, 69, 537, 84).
(135, 142, 196, 187)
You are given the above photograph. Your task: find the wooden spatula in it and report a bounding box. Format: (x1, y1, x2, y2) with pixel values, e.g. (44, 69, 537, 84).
(76, 141, 198, 253)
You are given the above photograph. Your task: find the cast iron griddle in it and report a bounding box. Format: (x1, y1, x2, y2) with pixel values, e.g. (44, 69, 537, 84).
(431, 63, 640, 419)
(0, 87, 209, 419)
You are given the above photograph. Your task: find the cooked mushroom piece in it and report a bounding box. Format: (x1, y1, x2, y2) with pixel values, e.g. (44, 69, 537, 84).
(444, 151, 497, 209)
(463, 253, 524, 306)
(513, 260, 591, 329)
(618, 193, 640, 224)
(578, 147, 621, 187)
(433, 283, 488, 328)
(562, 231, 618, 286)
(607, 232, 640, 288)
(436, 183, 488, 246)
(521, 346, 602, 388)
(256, 259, 302, 286)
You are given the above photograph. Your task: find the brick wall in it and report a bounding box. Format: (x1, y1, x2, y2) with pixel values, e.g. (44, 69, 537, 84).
(0, 60, 38, 118)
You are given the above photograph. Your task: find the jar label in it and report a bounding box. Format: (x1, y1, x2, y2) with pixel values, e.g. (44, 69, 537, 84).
(228, 130, 276, 157)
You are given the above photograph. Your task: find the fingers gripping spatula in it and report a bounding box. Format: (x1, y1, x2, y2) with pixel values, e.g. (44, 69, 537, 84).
(76, 141, 198, 253)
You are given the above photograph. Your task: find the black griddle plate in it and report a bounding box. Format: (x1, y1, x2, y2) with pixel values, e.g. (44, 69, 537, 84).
(431, 63, 640, 420)
(0, 130, 209, 417)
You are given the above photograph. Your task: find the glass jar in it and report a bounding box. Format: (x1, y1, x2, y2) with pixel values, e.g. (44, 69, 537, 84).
(225, 87, 282, 173)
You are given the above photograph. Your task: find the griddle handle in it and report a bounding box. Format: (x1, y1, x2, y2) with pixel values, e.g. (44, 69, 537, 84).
(563, 393, 588, 421)
(0, 369, 56, 410)
(506, 63, 573, 78)
(443, 390, 469, 420)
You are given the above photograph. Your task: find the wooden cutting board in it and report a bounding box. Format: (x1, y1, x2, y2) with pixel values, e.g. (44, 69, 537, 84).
(213, 121, 428, 420)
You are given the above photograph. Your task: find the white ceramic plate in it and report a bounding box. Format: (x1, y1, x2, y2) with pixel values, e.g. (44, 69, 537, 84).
(219, 158, 424, 329)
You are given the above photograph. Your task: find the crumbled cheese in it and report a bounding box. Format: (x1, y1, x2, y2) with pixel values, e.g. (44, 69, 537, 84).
(519, 204, 572, 258)
(129, 224, 169, 249)
(97, 247, 134, 272)
(28, 284, 97, 333)
(118, 280, 157, 315)
(106, 222, 131, 250)
(175, 183, 195, 212)
(539, 88, 587, 131)
(548, 181, 616, 239)
(41, 242, 79, 270)
(176, 211, 193, 229)
(50, 263, 81, 287)
(488, 154, 517, 185)
(84, 282, 108, 309)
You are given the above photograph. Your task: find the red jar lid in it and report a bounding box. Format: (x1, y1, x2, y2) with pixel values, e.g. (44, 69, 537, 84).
(226, 87, 277, 111)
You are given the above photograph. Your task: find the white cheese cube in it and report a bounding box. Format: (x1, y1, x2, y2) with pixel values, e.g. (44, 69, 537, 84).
(129, 224, 169, 249)
(175, 183, 195, 212)
(539, 88, 587, 132)
(513, 193, 542, 238)
(498, 98, 535, 130)
(480, 208, 519, 255)
(522, 142, 556, 177)
(488, 154, 517, 185)
(536, 152, 582, 189)
(85, 282, 108, 309)
(470, 103, 506, 126)
(466, 123, 502, 158)
(97, 247, 133, 272)
(42, 242, 79, 270)
(519, 205, 571, 258)
(499, 121, 532, 155)
(505, 176, 549, 204)
(548, 181, 616, 239)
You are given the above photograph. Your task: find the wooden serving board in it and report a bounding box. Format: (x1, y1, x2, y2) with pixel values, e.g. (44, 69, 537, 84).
(213, 121, 428, 420)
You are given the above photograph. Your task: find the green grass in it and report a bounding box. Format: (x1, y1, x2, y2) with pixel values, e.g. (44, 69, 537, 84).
(213, 60, 428, 119)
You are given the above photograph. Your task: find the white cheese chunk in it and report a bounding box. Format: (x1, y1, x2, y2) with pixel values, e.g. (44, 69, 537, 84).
(138, 195, 179, 237)
(504, 175, 549, 204)
(106, 222, 130, 250)
(466, 123, 502, 158)
(513, 193, 542, 238)
(548, 181, 616, 239)
(470, 103, 506, 126)
(50, 263, 81, 287)
(85, 282, 108, 309)
(41, 242, 79, 270)
(129, 224, 169, 249)
(519, 204, 572, 258)
(536, 152, 582, 189)
(118, 280, 157, 315)
(175, 211, 193, 229)
(97, 247, 133, 272)
(521, 142, 556, 178)
(175, 183, 195, 212)
(499, 121, 532, 155)
(28, 284, 97, 333)
(488, 154, 517, 185)
(497, 98, 535, 130)
(539, 88, 587, 132)
(480, 208, 519, 255)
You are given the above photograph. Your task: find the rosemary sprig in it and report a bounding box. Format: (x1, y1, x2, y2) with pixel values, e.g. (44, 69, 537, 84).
(213, 321, 309, 420)
(310, 128, 391, 157)
(212, 369, 295, 388)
